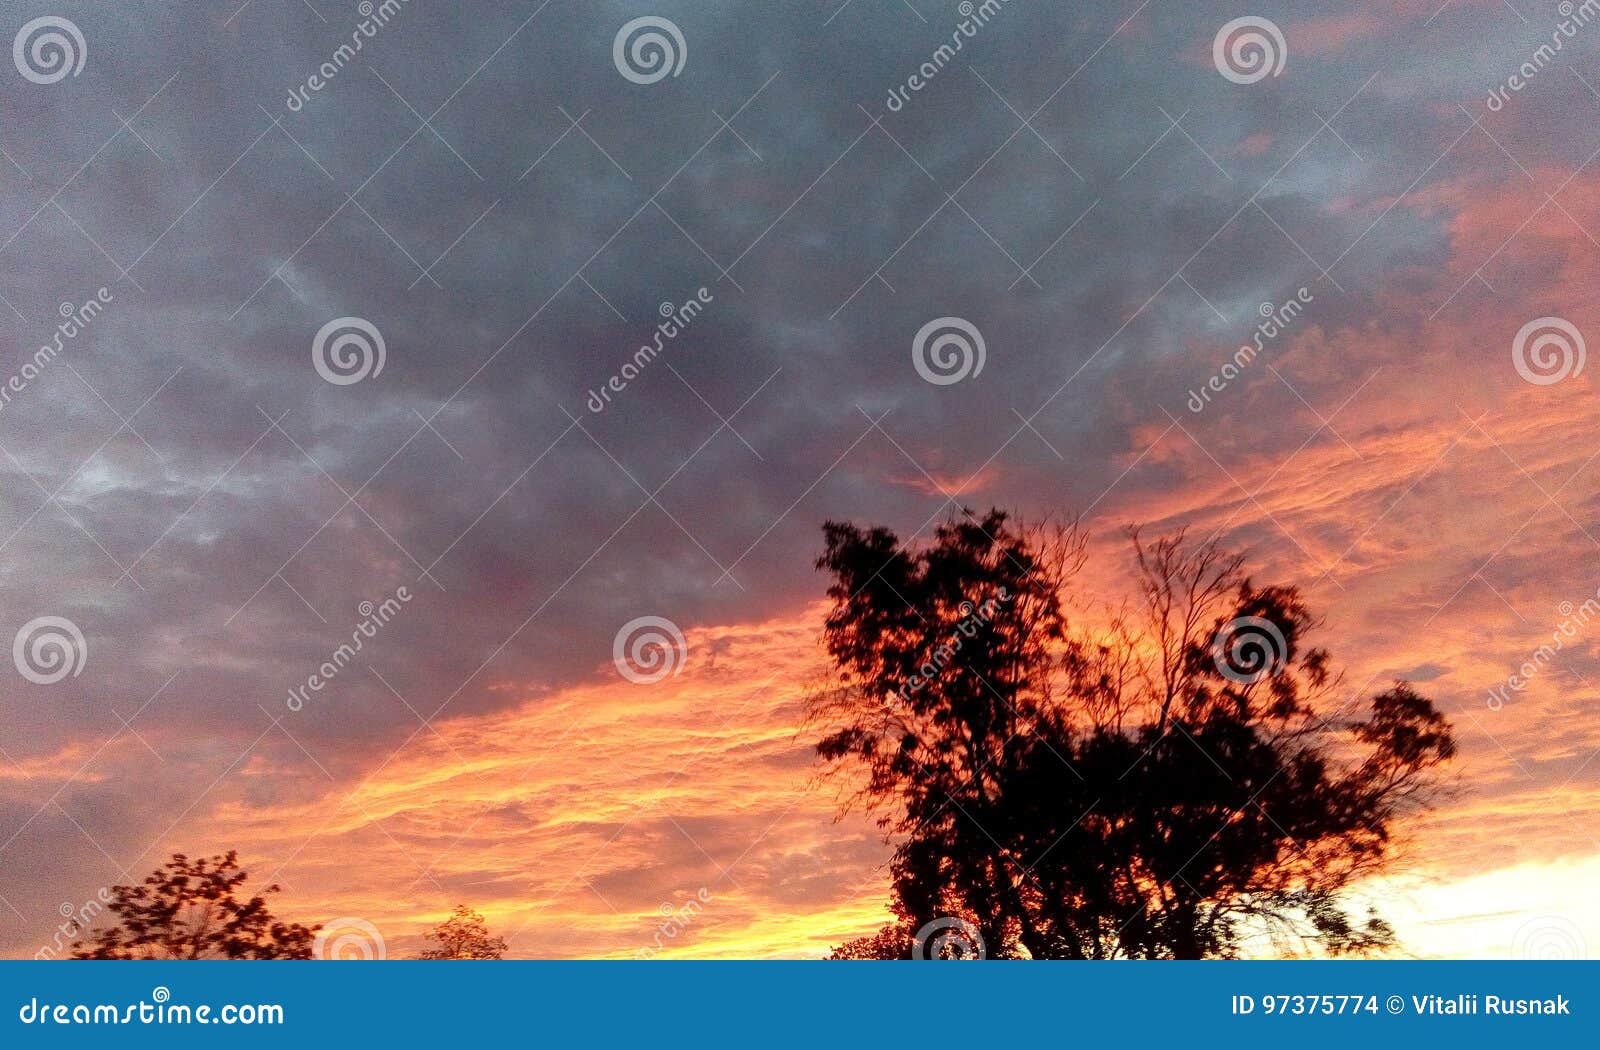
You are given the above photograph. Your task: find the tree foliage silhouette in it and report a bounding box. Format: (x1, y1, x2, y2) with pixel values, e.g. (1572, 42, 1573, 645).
(418, 904, 508, 959)
(812, 510, 1455, 960)
(70, 851, 316, 959)
(826, 923, 913, 960)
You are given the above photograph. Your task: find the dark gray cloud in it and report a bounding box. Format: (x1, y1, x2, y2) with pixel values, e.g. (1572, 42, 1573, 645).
(2, 0, 1598, 955)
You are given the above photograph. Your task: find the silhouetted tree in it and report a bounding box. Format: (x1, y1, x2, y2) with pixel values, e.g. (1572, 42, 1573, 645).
(418, 904, 508, 959)
(71, 851, 316, 959)
(810, 510, 1455, 959)
(828, 924, 913, 960)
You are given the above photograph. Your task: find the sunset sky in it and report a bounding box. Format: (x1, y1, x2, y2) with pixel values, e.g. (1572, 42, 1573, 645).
(1, 0, 1598, 960)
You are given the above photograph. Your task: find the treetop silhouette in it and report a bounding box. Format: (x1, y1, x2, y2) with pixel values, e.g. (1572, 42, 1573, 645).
(812, 510, 1455, 959)
(418, 904, 508, 959)
(70, 851, 317, 960)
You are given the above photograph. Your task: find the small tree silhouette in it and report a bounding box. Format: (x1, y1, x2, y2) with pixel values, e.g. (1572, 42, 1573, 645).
(828, 925, 913, 960)
(70, 851, 316, 959)
(418, 905, 508, 959)
(811, 510, 1455, 959)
